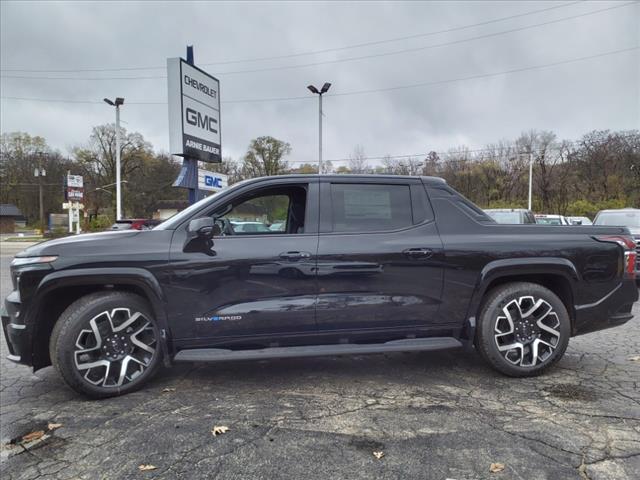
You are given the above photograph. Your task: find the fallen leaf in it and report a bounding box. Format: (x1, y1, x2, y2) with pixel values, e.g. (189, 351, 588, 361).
(162, 388, 176, 393)
(211, 425, 229, 436)
(373, 451, 384, 459)
(21, 431, 45, 443)
(47, 423, 63, 431)
(629, 355, 640, 362)
(490, 462, 505, 473)
(138, 464, 157, 472)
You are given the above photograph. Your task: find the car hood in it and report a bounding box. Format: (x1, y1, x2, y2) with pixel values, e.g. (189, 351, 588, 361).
(16, 230, 142, 257)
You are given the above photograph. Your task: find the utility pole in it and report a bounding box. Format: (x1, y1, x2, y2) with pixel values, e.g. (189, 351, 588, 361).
(103, 97, 125, 219)
(34, 153, 46, 231)
(307, 83, 331, 174)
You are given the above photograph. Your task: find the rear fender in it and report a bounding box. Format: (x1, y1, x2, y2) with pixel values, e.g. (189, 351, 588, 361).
(462, 258, 579, 342)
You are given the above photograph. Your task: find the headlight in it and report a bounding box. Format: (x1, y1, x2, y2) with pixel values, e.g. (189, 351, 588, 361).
(11, 256, 58, 267)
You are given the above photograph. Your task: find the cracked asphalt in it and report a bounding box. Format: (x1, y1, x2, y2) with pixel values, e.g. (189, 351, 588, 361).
(1, 242, 639, 480)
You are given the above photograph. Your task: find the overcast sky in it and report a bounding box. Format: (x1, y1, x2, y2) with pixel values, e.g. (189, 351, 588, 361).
(1, 0, 638, 168)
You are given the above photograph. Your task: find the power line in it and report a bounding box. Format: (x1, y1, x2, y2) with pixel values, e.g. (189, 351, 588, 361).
(1, 2, 633, 81)
(207, 2, 637, 77)
(288, 133, 639, 164)
(2, 45, 637, 105)
(0, 1, 583, 73)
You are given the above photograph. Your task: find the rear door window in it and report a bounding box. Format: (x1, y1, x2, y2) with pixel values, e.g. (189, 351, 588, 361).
(330, 183, 412, 233)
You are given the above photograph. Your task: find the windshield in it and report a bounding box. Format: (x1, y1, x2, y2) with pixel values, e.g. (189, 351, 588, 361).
(536, 217, 562, 225)
(594, 211, 640, 227)
(485, 211, 522, 224)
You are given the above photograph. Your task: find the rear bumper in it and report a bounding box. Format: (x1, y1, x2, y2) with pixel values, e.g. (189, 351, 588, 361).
(1, 290, 33, 366)
(573, 280, 639, 336)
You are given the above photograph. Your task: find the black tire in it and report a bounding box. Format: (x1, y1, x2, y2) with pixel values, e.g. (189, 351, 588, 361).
(476, 282, 570, 377)
(50, 291, 162, 399)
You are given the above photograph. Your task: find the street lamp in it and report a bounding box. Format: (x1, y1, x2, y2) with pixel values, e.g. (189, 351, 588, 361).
(103, 97, 125, 220)
(33, 158, 46, 230)
(307, 82, 331, 174)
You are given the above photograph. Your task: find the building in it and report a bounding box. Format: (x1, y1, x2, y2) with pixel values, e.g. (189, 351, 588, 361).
(0, 204, 24, 234)
(153, 200, 190, 220)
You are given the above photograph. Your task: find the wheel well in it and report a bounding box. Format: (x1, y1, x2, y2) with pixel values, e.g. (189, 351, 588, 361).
(480, 274, 575, 330)
(32, 284, 152, 370)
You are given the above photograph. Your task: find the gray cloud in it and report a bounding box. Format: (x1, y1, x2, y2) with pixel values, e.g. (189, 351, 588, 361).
(1, 0, 638, 167)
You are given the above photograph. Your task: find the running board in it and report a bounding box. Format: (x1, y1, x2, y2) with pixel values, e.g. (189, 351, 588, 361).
(173, 337, 462, 363)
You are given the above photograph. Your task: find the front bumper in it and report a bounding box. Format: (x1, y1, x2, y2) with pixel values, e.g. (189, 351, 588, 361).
(574, 280, 639, 336)
(1, 290, 32, 366)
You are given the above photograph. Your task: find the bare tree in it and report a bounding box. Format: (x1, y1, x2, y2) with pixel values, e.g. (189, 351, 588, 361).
(348, 145, 369, 173)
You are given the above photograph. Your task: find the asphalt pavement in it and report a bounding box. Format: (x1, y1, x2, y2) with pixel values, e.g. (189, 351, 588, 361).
(0, 242, 638, 479)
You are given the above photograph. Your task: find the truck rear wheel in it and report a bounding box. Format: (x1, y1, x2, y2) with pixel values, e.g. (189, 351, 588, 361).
(476, 282, 570, 377)
(50, 291, 162, 398)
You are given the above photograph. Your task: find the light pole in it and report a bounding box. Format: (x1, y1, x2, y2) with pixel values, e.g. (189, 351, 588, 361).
(33, 157, 46, 231)
(527, 151, 533, 211)
(103, 97, 125, 219)
(307, 83, 331, 174)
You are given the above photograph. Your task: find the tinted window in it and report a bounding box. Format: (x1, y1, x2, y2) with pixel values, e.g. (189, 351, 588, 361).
(330, 184, 412, 232)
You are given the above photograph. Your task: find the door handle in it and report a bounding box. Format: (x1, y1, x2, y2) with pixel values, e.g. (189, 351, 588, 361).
(403, 248, 433, 259)
(279, 251, 312, 260)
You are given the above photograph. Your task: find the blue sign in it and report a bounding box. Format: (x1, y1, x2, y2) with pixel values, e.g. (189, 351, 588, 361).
(198, 169, 228, 192)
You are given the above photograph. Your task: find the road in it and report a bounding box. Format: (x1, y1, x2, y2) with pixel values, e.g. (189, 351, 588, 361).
(0, 242, 638, 479)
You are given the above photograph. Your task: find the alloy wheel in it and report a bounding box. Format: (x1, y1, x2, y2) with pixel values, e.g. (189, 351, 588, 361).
(73, 308, 157, 387)
(493, 296, 561, 367)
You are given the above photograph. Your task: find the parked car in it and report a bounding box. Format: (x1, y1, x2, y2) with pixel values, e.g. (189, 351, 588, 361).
(269, 222, 285, 232)
(534, 214, 571, 225)
(3, 175, 637, 398)
(568, 216, 593, 225)
(593, 208, 639, 280)
(484, 208, 536, 224)
(110, 219, 161, 231)
(230, 221, 270, 233)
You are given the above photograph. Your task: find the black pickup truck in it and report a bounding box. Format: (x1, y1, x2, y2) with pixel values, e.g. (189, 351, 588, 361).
(2, 175, 638, 398)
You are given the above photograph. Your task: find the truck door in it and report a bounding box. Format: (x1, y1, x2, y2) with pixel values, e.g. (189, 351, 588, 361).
(166, 178, 320, 346)
(314, 178, 444, 337)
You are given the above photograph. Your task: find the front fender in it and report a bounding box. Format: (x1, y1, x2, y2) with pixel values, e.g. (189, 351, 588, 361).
(30, 267, 172, 367)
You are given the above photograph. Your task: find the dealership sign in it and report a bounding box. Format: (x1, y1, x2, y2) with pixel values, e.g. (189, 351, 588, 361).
(198, 169, 228, 192)
(167, 58, 221, 163)
(65, 174, 84, 201)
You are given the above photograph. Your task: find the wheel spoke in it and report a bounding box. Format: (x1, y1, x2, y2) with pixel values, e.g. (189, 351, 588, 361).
(130, 322, 156, 354)
(111, 310, 142, 332)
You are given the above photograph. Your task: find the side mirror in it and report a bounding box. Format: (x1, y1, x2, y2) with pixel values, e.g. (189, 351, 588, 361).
(188, 217, 215, 239)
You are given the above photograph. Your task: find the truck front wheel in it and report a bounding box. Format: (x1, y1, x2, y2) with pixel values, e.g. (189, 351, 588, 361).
(476, 282, 570, 377)
(50, 291, 162, 398)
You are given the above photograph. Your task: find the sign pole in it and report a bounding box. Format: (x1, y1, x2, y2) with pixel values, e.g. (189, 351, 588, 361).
(186, 45, 199, 205)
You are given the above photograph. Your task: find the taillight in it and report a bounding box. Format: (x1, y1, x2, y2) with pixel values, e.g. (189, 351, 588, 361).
(595, 235, 637, 279)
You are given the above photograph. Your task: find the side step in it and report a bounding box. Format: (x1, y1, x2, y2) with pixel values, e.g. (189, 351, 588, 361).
(173, 337, 462, 363)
